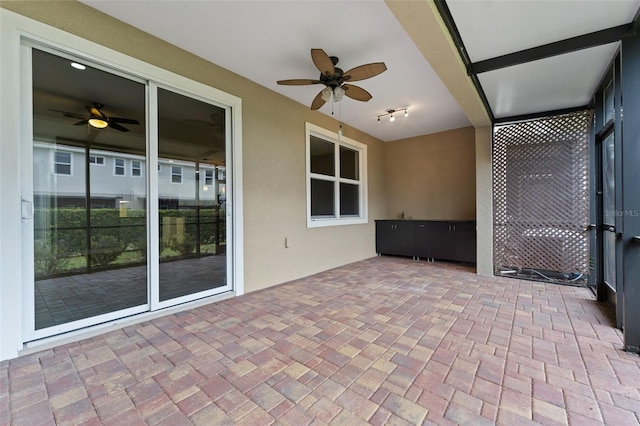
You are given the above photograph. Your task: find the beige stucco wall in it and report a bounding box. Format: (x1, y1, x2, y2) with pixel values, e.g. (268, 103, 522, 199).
(382, 126, 476, 221)
(1, 1, 385, 293)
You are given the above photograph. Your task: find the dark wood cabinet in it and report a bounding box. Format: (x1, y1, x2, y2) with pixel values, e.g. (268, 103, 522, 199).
(376, 220, 476, 263)
(413, 221, 430, 258)
(375, 220, 414, 256)
(427, 221, 476, 263)
(450, 221, 476, 263)
(426, 221, 454, 260)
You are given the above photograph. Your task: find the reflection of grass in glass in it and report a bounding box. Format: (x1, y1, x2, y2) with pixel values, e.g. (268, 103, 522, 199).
(200, 243, 216, 253)
(160, 243, 220, 259)
(161, 248, 180, 258)
(38, 244, 222, 276)
(39, 250, 145, 275)
(112, 250, 146, 265)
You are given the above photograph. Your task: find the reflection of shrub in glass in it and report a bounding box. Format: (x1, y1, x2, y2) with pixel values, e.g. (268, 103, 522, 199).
(170, 235, 196, 256)
(34, 239, 73, 276)
(90, 236, 125, 268)
(130, 235, 147, 261)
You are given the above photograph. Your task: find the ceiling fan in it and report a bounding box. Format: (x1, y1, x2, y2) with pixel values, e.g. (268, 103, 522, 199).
(50, 102, 140, 132)
(277, 49, 387, 110)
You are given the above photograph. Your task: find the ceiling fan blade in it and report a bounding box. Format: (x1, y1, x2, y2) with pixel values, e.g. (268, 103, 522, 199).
(86, 105, 105, 117)
(109, 117, 140, 125)
(343, 63, 387, 82)
(74, 119, 89, 126)
(48, 109, 87, 120)
(311, 49, 335, 77)
(310, 90, 326, 110)
(108, 121, 130, 132)
(277, 79, 322, 86)
(343, 84, 372, 102)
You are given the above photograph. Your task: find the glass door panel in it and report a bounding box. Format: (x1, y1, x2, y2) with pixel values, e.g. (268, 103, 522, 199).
(31, 48, 147, 332)
(602, 132, 616, 291)
(157, 88, 227, 302)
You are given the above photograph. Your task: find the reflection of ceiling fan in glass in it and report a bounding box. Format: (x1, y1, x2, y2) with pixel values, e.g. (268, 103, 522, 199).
(50, 102, 140, 132)
(277, 49, 387, 110)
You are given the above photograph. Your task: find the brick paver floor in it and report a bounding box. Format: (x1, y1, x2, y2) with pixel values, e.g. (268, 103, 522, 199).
(2, 256, 639, 425)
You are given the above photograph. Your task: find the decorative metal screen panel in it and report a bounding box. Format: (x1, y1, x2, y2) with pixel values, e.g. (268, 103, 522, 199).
(493, 110, 592, 282)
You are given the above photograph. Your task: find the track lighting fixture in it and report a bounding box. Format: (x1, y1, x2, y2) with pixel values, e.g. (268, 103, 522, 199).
(377, 108, 408, 123)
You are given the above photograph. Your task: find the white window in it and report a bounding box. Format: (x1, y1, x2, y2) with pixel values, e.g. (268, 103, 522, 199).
(54, 151, 72, 175)
(131, 160, 142, 177)
(114, 158, 125, 176)
(204, 169, 214, 185)
(89, 155, 105, 165)
(171, 165, 182, 184)
(305, 123, 367, 227)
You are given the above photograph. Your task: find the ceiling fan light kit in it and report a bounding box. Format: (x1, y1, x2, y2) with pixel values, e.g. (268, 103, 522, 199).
(377, 108, 408, 123)
(277, 48, 387, 110)
(50, 102, 140, 132)
(88, 117, 109, 129)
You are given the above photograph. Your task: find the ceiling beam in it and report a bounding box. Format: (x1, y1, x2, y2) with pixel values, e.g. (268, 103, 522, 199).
(386, 0, 493, 127)
(493, 105, 591, 125)
(432, 0, 494, 122)
(470, 22, 638, 75)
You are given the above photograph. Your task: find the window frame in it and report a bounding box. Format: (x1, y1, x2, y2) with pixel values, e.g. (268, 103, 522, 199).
(53, 150, 72, 176)
(204, 169, 214, 186)
(113, 158, 126, 176)
(305, 122, 368, 228)
(131, 160, 142, 177)
(171, 165, 182, 184)
(89, 155, 105, 166)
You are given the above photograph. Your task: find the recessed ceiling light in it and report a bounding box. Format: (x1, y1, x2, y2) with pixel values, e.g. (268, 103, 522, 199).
(71, 62, 86, 70)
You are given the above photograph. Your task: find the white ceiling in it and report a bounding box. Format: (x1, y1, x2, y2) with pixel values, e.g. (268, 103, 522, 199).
(447, 0, 640, 120)
(81, 0, 640, 138)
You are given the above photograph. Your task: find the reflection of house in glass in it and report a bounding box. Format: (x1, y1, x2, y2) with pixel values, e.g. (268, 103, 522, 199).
(33, 142, 225, 210)
(32, 141, 227, 283)
(32, 140, 228, 330)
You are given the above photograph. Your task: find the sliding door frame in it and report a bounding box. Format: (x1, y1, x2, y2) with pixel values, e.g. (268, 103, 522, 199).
(11, 16, 243, 345)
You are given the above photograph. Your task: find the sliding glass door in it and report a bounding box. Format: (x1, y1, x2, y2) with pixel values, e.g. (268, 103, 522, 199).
(25, 45, 233, 341)
(31, 48, 148, 333)
(157, 88, 228, 304)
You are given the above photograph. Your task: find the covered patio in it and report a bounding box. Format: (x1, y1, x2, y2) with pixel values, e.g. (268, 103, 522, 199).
(3, 257, 639, 425)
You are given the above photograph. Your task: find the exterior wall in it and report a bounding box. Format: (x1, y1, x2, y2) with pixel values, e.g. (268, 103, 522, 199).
(382, 126, 476, 221)
(0, 4, 385, 359)
(386, 1, 493, 276)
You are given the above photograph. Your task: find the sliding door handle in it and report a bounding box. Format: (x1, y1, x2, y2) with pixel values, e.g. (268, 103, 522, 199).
(604, 225, 616, 232)
(21, 198, 33, 221)
(583, 224, 596, 231)
(633, 236, 640, 243)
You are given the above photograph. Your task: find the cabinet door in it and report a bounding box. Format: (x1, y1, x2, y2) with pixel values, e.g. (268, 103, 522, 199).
(452, 222, 476, 263)
(413, 221, 430, 258)
(428, 221, 454, 260)
(393, 221, 414, 256)
(376, 221, 397, 254)
(376, 221, 413, 256)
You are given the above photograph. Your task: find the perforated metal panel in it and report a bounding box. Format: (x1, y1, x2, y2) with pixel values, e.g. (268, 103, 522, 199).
(493, 111, 593, 281)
